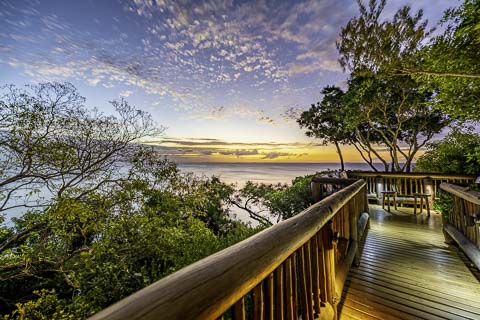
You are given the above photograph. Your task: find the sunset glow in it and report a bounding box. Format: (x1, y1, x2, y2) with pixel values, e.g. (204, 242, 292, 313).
(0, 0, 454, 162)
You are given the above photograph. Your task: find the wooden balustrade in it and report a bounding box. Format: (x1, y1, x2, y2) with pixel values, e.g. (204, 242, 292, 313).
(90, 179, 369, 320)
(348, 172, 476, 203)
(440, 182, 480, 270)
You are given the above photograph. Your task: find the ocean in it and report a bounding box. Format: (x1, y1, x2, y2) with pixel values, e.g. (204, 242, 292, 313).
(177, 162, 380, 186)
(3, 162, 379, 223)
(177, 162, 380, 225)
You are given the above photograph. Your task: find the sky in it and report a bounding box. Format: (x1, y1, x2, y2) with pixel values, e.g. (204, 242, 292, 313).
(0, 0, 460, 163)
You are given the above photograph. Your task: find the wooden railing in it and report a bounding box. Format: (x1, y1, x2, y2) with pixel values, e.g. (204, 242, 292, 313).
(90, 179, 369, 320)
(348, 172, 476, 202)
(440, 182, 480, 270)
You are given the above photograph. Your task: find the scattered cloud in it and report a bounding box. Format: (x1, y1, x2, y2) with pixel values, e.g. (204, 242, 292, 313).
(0, 0, 451, 133)
(0, 0, 359, 123)
(262, 152, 290, 159)
(120, 90, 133, 97)
(257, 116, 276, 126)
(219, 149, 259, 157)
(145, 137, 309, 148)
(139, 137, 316, 161)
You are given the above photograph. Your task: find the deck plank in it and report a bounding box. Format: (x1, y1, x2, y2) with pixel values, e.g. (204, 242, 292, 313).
(339, 205, 480, 320)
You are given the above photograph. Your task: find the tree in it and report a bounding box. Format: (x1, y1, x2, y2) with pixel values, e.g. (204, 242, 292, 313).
(229, 175, 315, 226)
(343, 74, 449, 172)
(298, 86, 353, 171)
(337, 0, 429, 76)
(0, 83, 160, 216)
(328, 0, 451, 172)
(414, 128, 480, 174)
(415, 0, 480, 120)
(0, 157, 246, 318)
(0, 83, 260, 318)
(298, 76, 448, 172)
(337, 0, 480, 121)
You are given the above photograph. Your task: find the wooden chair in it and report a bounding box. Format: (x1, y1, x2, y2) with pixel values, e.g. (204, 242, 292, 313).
(381, 191, 397, 212)
(393, 177, 431, 215)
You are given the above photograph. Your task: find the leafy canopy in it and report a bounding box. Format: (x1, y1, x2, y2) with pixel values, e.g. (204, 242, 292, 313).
(0, 83, 260, 319)
(414, 128, 480, 174)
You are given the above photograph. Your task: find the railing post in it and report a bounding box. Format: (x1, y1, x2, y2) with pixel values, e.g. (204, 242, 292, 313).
(312, 181, 322, 202)
(321, 220, 337, 320)
(376, 176, 383, 201)
(442, 215, 455, 244)
(349, 197, 359, 266)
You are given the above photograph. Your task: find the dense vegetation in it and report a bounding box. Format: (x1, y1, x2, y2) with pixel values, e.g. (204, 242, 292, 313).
(414, 129, 480, 174)
(1, 0, 479, 318)
(298, 0, 480, 172)
(0, 83, 314, 319)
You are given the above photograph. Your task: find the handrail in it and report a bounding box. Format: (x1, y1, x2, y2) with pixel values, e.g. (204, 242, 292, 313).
(348, 172, 477, 180)
(440, 182, 480, 270)
(440, 183, 480, 205)
(90, 179, 368, 320)
(348, 172, 476, 203)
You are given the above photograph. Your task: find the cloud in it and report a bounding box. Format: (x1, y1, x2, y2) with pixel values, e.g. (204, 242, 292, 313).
(200, 149, 214, 155)
(219, 149, 259, 157)
(257, 116, 276, 126)
(120, 90, 133, 97)
(137, 136, 322, 161)
(262, 152, 290, 159)
(144, 137, 311, 148)
(2, 0, 447, 124)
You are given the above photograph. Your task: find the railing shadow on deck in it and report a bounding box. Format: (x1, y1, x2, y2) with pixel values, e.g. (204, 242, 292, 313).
(90, 179, 370, 320)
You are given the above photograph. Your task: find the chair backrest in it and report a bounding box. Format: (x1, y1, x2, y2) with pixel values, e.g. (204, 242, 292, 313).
(384, 177, 428, 196)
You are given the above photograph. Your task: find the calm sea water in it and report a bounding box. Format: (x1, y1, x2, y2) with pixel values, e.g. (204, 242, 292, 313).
(177, 162, 380, 225)
(178, 162, 380, 186)
(3, 162, 379, 223)
(178, 162, 380, 187)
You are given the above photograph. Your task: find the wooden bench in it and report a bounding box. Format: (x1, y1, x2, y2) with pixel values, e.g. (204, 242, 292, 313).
(380, 178, 431, 214)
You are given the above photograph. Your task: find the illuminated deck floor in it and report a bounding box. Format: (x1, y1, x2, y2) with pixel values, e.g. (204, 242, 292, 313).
(339, 205, 480, 320)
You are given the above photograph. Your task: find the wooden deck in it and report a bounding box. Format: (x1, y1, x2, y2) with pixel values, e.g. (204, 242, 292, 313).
(339, 205, 480, 320)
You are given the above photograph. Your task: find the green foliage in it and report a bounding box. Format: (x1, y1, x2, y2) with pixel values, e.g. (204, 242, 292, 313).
(0, 83, 259, 319)
(0, 157, 256, 319)
(344, 74, 448, 172)
(414, 129, 480, 174)
(298, 86, 353, 171)
(297, 73, 449, 172)
(416, 0, 480, 120)
(5, 289, 88, 320)
(299, 1, 450, 173)
(0, 82, 160, 215)
(337, 0, 429, 75)
(337, 0, 480, 121)
(266, 175, 315, 220)
(433, 192, 454, 219)
(232, 175, 316, 225)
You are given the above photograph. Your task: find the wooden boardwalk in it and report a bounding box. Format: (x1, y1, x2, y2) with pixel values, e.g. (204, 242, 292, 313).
(339, 205, 480, 320)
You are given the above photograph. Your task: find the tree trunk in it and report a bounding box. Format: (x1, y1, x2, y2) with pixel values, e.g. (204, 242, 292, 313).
(351, 141, 378, 172)
(334, 141, 345, 171)
(405, 161, 411, 172)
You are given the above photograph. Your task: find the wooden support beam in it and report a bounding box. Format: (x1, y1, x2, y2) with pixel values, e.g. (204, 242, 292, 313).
(357, 212, 370, 241)
(233, 297, 246, 320)
(444, 223, 480, 270)
(335, 240, 358, 301)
